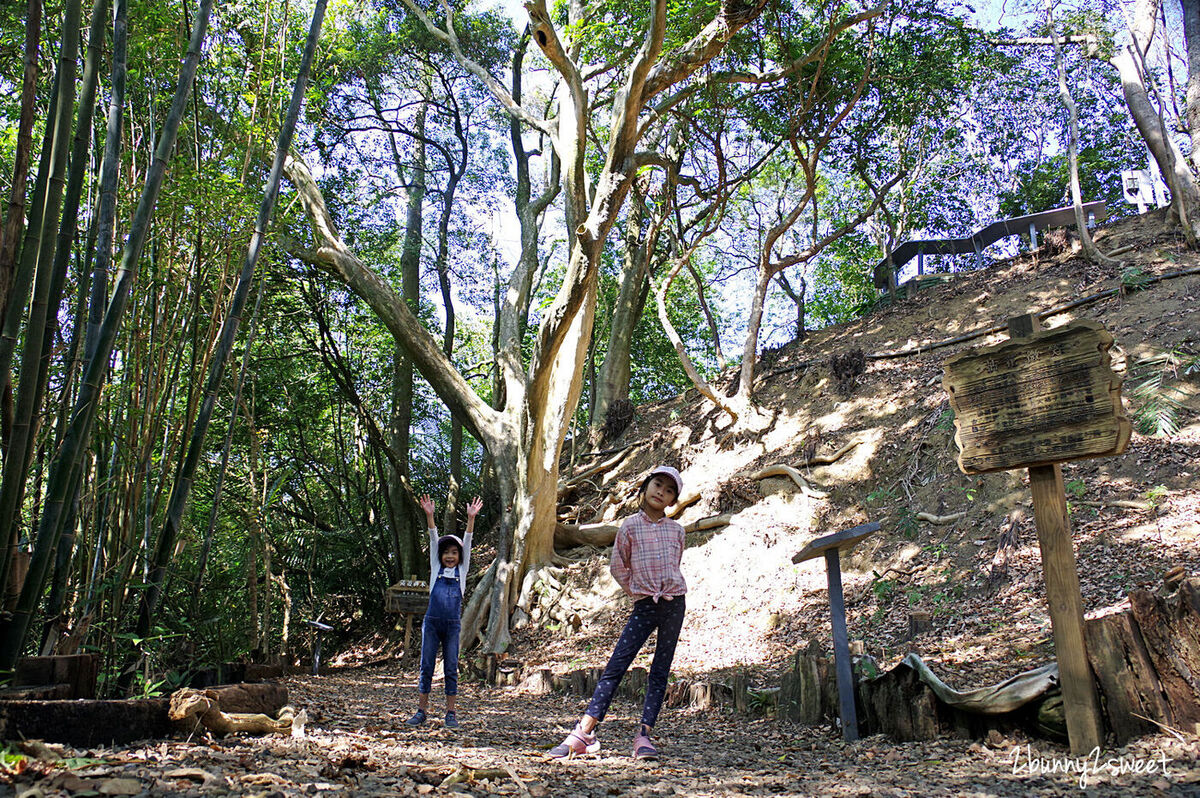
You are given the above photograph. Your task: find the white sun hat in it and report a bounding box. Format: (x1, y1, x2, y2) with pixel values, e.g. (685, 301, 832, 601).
(648, 465, 683, 496)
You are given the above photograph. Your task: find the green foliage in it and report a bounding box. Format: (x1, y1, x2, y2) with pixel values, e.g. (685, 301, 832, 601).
(1130, 348, 1197, 438)
(991, 36, 1141, 222)
(896, 507, 920, 540)
(871, 575, 897, 603)
(1144, 485, 1168, 508)
(747, 688, 775, 716)
(1120, 265, 1151, 291)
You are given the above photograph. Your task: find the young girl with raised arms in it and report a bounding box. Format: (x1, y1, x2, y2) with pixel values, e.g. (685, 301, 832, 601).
(406, 494, 483, 729)
(549, 465, 687, 760)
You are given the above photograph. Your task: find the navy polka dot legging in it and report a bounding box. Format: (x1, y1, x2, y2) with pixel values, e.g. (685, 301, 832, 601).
(585, 595, 686, 728)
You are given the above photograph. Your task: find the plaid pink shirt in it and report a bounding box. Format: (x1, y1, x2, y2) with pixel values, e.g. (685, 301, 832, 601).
(610, 510, 687, 602)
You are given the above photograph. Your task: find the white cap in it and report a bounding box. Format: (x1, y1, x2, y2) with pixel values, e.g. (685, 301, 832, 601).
(648, 465, 683, 496)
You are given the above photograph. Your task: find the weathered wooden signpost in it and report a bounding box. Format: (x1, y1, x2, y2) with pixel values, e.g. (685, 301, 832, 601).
(385, 577, 431, 655)
(943, 314, 1131, 754)
(792, 520, 882, 742)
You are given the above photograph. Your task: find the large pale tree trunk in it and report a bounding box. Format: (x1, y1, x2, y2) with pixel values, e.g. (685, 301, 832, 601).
(1050, 18, 1115, 265)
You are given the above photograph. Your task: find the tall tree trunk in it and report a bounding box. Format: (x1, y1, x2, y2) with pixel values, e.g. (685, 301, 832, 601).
(0, 0, 108, 615)
(429, 75, 471, 531)
(191, 280, 263, 613)
(1110, 0, 1200, 241)
(592, 195, 650, 442)
(777, 272, 808, 341)
(1050, 17, 1116, 265)
(1184, 0, 1200, 174)
(0, 0, 214, 675)
(388, 89, 426, 570)
(301, 0, 768, 654)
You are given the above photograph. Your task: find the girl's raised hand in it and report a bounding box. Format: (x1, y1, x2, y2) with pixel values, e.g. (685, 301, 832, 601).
(466, 496, 483, 518)
(419, 494, 436, 517)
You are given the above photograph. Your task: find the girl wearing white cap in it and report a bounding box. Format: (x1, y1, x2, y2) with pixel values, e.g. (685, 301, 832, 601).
(549, 465, 687, 760)
(406, 494, 482, 729)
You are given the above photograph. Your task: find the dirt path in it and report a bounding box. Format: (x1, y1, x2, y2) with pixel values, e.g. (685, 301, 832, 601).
(11, 664, 1199, 796)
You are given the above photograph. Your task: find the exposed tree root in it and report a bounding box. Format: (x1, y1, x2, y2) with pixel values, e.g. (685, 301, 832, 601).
(440, 766, 513, 788)
(915, 511, 967, 525)
(670, 491, 702, 515)
(750, 464, 829, 499)
(168, 689, 303, 737)
(1077, 499, 1153, 511)
(802, 439, 860, 466)
(461, 559, 499, 650)
(553, 521, 620, 548)
(687, 514, 732, 532)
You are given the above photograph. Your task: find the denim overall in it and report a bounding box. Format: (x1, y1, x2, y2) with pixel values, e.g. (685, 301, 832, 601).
(418, 565, 462, 695)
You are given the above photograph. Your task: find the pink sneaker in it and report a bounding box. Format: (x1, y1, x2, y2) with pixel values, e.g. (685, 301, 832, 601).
(548, 724, 600, 759)
(632, 730, 658, 760)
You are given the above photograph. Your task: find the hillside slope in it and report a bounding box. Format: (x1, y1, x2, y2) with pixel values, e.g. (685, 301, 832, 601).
(514, 211, 1200, 695)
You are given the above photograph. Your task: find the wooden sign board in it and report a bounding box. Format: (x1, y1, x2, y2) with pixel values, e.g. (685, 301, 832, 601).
(385, 580, 429, 615)
(942, 319, 1131, 474)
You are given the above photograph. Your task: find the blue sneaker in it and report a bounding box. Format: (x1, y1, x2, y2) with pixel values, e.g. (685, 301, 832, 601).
(444, 711, 458, 728)
(405, 709, 426, 726)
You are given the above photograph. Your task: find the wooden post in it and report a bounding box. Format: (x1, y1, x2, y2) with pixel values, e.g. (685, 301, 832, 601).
(1009, 314, 1104, 754)
(825, 549, 858, 741)
(793, 521, 880, 742)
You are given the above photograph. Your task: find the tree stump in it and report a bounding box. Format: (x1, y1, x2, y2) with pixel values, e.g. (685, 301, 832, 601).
(1082, 612, 1166, 742)
(779, 640, 832, 724)
(0, 699, 173, 746)
(860, 659, 941, 742)
(732, 672, 748, 713)
(519, 668, 555, 695)
(618, 667, 647, 701)
(1082, 577, 1200, 741)
(14, 654, 98, 699)
(907, 611, 933, 639)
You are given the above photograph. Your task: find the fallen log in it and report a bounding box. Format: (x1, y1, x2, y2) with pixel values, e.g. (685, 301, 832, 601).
(0, 681, 288, 746)
(168, 687, 301, 737)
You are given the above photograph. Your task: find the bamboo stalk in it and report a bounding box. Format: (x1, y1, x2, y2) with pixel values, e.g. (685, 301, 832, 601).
(0, 0, 85, 606)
